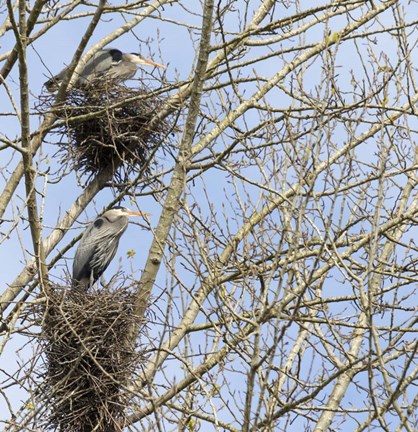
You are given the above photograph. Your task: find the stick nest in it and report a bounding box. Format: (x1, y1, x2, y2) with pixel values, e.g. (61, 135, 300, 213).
(40, 286, 143, 431)
(41, 82, 175, 184)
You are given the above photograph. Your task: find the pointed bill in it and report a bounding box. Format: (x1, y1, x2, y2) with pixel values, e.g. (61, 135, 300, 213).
(126, 210, 151, 217)
(127, 53, 166, 69)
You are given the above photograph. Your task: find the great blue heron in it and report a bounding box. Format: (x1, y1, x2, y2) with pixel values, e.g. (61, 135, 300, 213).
(45, 48, 165, 92)
(72, 207, 148, 290)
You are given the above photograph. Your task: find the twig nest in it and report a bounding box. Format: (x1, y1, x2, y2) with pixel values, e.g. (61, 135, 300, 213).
(40, 286, 144, 431)
(42, 82, 175, 184)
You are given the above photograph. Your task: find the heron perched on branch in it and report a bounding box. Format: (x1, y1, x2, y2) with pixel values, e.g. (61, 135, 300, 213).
(72, 207, 149, 290)
(45, 48, 165, 92)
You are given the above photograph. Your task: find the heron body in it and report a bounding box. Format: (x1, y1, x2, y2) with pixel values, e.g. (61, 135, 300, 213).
(72, 207, 147, 290)
(45, 48, 165, 92)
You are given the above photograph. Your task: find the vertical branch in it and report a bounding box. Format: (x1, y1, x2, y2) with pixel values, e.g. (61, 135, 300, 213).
(131, 0, 215, 333)
(10, 0, 49, 288)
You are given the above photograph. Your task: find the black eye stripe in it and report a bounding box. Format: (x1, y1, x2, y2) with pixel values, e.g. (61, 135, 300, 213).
(109, 49, 123, 62)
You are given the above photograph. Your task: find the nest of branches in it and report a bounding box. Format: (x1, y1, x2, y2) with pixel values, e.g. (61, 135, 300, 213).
(42, 81, 175, 184)
(40, 286, 143, 431)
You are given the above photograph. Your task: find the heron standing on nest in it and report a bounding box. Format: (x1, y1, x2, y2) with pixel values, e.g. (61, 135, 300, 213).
(45, 48, 165, 92)
(72, 207, 149, 290)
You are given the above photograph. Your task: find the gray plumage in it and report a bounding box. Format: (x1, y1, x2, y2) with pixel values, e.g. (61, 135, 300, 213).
(72, 207, 147, 290)
(45, 48, 165, 92)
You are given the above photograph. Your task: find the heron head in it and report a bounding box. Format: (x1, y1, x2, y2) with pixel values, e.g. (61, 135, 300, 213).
(106, 206, 150, 219)
(125, 53, 166, 69)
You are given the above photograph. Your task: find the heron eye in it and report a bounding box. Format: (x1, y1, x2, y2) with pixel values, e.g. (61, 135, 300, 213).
(94, 218, 104, 228)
